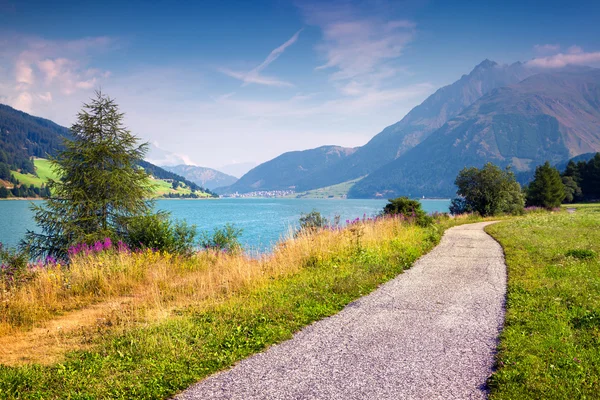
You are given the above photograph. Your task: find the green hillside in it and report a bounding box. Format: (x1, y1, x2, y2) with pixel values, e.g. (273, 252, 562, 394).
(4, 158, 209, 199)
(10, 158, 56, 187)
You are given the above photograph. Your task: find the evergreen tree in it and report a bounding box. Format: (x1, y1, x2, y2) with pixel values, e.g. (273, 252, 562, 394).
(0, 162, 10, 180)
(23, 91, 154, 258)
(581, 153, 600, 200)
(527, 162, 565, 208)
(562, 176, 582, 203)
(563, 160, 583, 184)
(0, 186, 9, 198)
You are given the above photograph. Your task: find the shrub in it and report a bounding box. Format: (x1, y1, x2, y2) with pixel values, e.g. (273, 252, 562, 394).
(0, 243, 32, 288)
(124, 213, 197, 255)
(199, 223, 243, 253)
(382, 197, 433, 227)
(449, 197, 473, 215)
(298, 210, 328, 233)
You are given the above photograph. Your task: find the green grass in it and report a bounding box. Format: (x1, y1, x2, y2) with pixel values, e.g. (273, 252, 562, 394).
(0, 220, 444, 399)
(149, 178, 192, 196)
(486, 205, 600, 399)
(11, 158, 58, 187)
(291, 178, 363, 199)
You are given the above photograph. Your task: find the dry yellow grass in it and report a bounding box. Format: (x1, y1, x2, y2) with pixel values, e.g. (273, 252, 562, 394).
(0, 216, 423, 365)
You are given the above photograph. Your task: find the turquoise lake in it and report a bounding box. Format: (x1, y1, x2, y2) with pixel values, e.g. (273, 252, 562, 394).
(0, 198, 450, 252)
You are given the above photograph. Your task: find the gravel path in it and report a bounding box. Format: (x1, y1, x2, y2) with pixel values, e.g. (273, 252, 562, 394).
(177, 222, 506, 400)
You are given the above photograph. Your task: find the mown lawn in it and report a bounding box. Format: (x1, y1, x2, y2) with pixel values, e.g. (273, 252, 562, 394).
(486, 205, 600, 399)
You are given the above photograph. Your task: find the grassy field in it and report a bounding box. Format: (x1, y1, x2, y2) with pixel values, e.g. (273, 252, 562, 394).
(0, 215, 459, 399)
(291, 178, 363, 199)
(149, 178, 211, 198)
(486, 205, 600, 399)
(11, 158, 57, 187)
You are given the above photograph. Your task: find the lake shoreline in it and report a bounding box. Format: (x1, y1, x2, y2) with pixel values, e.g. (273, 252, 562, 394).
(0, 198, 450, 251)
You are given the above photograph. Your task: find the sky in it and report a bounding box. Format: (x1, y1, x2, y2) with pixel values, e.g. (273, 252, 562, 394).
(1, 0, 599, 171)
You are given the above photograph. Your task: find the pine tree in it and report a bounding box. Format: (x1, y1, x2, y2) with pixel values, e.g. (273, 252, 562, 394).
(23, 91, 154, 258)
(581, 153, 600, 200)
(527, 162, 565, 209)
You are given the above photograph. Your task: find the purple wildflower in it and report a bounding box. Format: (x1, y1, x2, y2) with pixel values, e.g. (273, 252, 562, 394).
(117, 240, 130, 253)
(45, 255, 57, 265)
(93, 241, 104, 252)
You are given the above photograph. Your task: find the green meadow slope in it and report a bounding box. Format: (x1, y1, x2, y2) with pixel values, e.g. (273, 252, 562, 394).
(4, 158, 209, 198)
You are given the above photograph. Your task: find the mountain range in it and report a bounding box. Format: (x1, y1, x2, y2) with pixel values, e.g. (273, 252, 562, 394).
(219, 146, 357, 194)
(351, 68, 600, 198)
(3, 59, 600, 199)
(163, 165, 238, 190)
(218, 61, 600, 198)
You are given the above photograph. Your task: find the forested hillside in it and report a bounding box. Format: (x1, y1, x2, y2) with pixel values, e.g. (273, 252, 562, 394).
(0, 104, 70, 174)
(0, 103, 216, 198)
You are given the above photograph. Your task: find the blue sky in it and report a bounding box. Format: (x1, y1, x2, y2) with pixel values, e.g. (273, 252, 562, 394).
(1, 0, 599, 170)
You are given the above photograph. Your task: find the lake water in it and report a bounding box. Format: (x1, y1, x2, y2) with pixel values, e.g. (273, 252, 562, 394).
(0, 198, 450, 252)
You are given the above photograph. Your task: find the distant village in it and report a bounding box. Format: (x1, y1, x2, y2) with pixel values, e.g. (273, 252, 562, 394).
(221, 190, 296, 198)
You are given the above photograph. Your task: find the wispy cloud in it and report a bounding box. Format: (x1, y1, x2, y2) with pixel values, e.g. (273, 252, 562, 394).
(298, 0, 416, 100)
(533, 43, 560, 55)
(219, 29, 302, 87)
(528, 45, 600, 68)
(146, 142, 197, 166)
(0, 34, 112, 114)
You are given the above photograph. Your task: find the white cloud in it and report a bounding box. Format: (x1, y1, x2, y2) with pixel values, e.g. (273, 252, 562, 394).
(567, 45, 583, 54)
(533, 43, 560, 55)
(528, 46, 600, 68)
(298, 0, 416, 100)
(0, 34, 111, 116)
(15, 59, 34, 84)
(13, 91, 33, 112)
(219, 29, 302, 87)
(219, 68, 294, 88)
(300, 2, 416, 84)
(315, 19, 414, 81)
(146, 142, 197, 166)
(37, 92, 52, 102)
